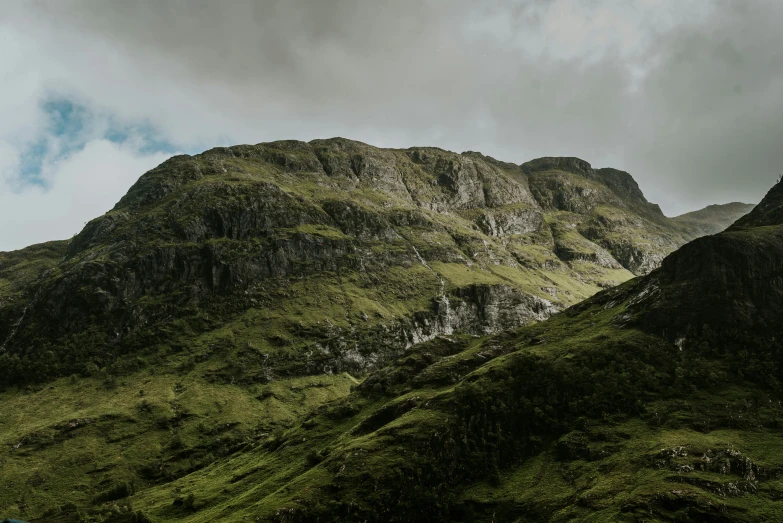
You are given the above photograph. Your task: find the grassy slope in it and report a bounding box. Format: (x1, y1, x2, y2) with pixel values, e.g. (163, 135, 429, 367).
(0, 362, 358, 521)
(0, 241, 68, 303)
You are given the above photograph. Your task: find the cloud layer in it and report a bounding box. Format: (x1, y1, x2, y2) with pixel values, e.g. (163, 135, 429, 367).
(1, 0, 781, 250)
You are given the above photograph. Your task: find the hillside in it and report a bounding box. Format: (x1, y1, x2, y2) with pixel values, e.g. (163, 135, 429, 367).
(108, 178, 783, 523)
(672, 202, 756, 238)
(0, 139, 754, 522)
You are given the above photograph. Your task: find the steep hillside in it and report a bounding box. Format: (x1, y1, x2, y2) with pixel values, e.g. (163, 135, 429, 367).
(111, 178, 783, 523)
(0, 241, 68, 300)
(0, 139, 753, 522)
(522, 157, 683, 274)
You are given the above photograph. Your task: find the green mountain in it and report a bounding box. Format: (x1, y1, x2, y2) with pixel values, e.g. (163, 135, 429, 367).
(0, 140, 749, 386)
(0, 139, 754, 522)
(116, 177, 780, 523)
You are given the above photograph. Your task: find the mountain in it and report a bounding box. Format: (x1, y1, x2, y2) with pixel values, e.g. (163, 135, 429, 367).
(0, 139, 749, 386)
(672, 202, 756, 238)
(113, 178, 781, 522)
(0, 139, 754, 522)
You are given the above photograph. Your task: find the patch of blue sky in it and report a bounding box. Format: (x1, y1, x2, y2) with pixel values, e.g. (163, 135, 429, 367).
(104, 125, 181, 155)
(16, 137, 48, 186)
(43, 98, 85, 138)
(14, 96, 185, 188)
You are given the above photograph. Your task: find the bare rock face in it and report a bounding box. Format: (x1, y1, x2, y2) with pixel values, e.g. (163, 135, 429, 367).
(0, 138, 752, 384)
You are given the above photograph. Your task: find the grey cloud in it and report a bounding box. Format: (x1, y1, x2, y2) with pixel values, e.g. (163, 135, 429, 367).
(4, 0, 783, 218)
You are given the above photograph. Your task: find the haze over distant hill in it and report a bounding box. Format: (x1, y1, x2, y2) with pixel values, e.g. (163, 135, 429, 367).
(672, 202, 757, 237)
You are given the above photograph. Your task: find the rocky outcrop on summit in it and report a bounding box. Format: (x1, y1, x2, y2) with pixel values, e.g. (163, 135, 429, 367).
(521, 156, 699, 274)
(0, 138, 749, 384)
(521, 157, 663, 218)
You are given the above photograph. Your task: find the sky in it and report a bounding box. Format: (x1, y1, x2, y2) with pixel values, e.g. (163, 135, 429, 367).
(1, 0, 782, 251)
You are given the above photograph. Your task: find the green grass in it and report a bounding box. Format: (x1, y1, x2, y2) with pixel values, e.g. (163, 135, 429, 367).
(461, 419, 783, 522)
(102, 276, 783, 522)
(278, 225, 349, 240)
(0, 240, 67, 301)
(0, 367, 358, 521)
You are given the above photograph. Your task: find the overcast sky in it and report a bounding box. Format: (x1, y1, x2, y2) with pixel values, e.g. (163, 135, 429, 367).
(1, 0, 781, 251)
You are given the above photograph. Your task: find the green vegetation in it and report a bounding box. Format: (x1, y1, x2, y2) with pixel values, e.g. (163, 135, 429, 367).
(107, 273, 783, 522)
(0, 364, 357, 522)
(0, 139, 759, 522)
(108, 214, 783, 522)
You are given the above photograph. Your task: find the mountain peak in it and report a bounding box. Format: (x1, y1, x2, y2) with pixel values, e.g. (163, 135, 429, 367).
(0, 137, 770, 523)
(730, 179, 783, 229)
(520, 156, 594, 177)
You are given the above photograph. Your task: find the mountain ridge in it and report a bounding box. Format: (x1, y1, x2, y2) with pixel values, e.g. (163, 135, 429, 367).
(0, 138, 760, 523)
(0, 138, 752, 388)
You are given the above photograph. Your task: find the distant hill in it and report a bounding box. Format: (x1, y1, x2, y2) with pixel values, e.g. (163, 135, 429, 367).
(672, 201, 755, 237)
